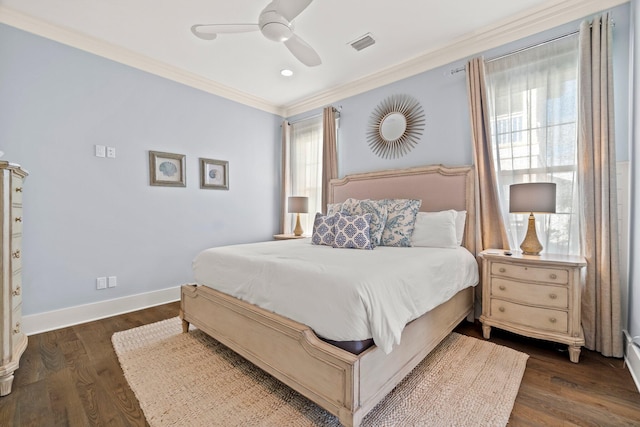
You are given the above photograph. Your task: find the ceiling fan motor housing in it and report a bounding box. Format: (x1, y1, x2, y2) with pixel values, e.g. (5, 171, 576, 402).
(259, 10, 294, 42)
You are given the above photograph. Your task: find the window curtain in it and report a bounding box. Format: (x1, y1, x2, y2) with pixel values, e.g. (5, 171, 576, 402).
(484, 35, 581, 256)
(466, 57, 510, 253)
(289, 116, 323, 234)
(577, 13, 623, 357)
(321, 106, 338, 212)
(280, 121, 292, 234)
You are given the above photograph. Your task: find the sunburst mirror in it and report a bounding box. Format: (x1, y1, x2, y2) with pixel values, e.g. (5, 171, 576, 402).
(366, 94, 426, 159)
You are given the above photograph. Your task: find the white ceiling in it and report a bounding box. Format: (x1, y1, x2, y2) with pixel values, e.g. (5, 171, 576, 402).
(0, 0, 626, 116)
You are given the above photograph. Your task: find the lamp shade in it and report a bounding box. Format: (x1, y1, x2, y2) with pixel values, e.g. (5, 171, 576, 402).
(509, 183, 556, 214)
(287, 196, 309, 213)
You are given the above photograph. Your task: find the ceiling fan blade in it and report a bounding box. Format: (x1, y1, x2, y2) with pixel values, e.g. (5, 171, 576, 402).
(284, 34, 321, 67)
(273, 0, 313, 22)
(191, 24, 259, 40)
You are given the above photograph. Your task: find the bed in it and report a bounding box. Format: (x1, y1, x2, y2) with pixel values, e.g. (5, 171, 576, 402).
(180, 164, 478, 427)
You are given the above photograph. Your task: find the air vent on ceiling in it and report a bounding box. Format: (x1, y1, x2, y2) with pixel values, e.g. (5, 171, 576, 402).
(349, 33, 375, 51)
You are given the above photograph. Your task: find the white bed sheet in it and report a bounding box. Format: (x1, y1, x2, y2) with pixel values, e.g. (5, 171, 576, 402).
(193, 238, 479, 354)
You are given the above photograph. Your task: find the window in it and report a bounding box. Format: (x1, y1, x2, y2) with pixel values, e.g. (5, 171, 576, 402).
(289, 116, 323, 234)
(485, 35, 580, 255)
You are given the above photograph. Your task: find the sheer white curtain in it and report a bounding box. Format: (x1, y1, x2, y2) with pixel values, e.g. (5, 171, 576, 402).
(485, 35, 580, 255)
(289, 116, 323, 234)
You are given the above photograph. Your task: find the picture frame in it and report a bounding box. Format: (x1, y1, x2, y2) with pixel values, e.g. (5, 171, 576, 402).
(200, 158, 229, 190)
(149, 151, 186, 187)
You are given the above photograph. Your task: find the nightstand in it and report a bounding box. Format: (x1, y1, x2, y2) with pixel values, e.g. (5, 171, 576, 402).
(273, 234, 307, 240)
(479, 250, 586, 363)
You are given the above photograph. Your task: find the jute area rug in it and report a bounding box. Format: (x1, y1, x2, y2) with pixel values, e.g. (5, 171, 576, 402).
(112, 317, 528, 427)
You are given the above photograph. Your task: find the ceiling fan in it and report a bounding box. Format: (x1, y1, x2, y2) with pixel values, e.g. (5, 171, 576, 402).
(191, 0, 321, 67)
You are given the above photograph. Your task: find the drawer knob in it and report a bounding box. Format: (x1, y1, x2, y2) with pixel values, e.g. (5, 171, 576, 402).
(499, 285, 506, 291)
(15, 187, 22, 193)
(498, 307, 505, 313)
(550, 273, 558, 280)
(499, 267, 506, 273)
(12, 250, 20, 259)
(13, 322, 20, 334)
(12, 286, 21, 296)
(15, 217, 22, 223)
(549, 317, 557, 324)
(549, 293, 557, 300)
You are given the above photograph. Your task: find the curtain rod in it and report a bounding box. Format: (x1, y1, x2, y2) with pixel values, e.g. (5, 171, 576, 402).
(287, 106, 342, 125)
(450, 19, 614, 75)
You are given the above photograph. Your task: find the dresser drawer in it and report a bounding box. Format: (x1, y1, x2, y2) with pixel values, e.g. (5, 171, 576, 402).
(491, 262, 569, 285)
(491, 278, 568, 309)
(11, 206, 23, 235)
(490, 299, 568, 333)
(11, 272, 22, 309)
(11, 305, 23, 350)
(10, 237, 22, 272)
(11, 176, 23, 205)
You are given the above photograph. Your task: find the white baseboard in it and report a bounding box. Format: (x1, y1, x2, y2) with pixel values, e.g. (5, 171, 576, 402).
(624, 330, 640, 393)
(22, 286, 181, 336)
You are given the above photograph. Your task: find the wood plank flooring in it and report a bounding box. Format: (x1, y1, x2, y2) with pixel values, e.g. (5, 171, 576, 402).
(1, 302, 639, 426)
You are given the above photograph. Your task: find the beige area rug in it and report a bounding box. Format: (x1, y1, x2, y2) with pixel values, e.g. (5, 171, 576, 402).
(112, 317, 528, 427)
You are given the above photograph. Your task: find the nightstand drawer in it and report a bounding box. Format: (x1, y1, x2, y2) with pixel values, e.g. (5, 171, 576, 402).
(491, 278, 568, 309)
(491, 262, 568, 285)
(490, 299, 568, 333)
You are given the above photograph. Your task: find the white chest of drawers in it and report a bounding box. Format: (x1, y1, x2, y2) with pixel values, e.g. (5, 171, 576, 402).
(0, 162, 28, 395)
(479, 250, 586, 363)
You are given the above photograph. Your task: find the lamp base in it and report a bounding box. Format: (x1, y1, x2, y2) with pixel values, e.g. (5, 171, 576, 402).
(520, 213, 543, 255)
(293, 213, 304, 236)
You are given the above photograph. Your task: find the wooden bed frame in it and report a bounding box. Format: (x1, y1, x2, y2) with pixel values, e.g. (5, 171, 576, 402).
(181, 164, 477, 427)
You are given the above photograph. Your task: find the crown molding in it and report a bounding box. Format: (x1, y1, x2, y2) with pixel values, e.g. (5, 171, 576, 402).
(0, 6, 285, 116)
(282, 0, 628, 116)
(0, 1, 628, 118)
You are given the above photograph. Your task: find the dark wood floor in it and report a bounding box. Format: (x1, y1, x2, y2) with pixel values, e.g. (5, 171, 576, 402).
(1, 302, 639, 426)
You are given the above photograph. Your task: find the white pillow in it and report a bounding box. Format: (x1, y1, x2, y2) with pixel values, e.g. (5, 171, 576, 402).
(411, 210, 458, 248)
(454, 210, 467, 246)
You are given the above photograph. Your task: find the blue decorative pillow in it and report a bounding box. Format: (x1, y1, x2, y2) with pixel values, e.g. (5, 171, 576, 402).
(326, 203, 342, 215)
(339, 198, 388, 247)
(312, 213, 338, 246)
(332, 213, 373, 250)
(380, 199, 422, 247)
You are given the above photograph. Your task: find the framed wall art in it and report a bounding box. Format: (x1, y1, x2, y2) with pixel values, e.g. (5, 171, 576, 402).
(200, 158, 229, 190)
(149, 151, 186, 187)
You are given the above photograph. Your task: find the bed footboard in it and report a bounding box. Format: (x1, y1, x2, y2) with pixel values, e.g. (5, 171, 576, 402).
(180, 284, 474, 427)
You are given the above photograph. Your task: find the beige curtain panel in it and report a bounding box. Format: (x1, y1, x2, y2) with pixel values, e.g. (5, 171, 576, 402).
(321, 106, 338, 212)
(577, 13, 623, 358)
(280, 120, 291, 234)
(466, 57, 509, 253)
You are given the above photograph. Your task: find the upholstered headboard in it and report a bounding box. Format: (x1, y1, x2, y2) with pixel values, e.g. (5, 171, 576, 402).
(329, 165, 477, 255)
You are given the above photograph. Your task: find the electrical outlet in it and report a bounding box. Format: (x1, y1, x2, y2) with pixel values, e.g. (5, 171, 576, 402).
(106, 146, 116, 158)
(96, 277, 107, 290)
(107, 276, 117, 288)
(95, 145, 106, 158)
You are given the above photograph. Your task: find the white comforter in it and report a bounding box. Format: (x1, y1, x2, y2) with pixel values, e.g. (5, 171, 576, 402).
(193, 239, 479, 354)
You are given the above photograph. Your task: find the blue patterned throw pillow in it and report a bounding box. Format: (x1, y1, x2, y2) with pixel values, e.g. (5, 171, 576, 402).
(380, 199, 422, 247)
(332, 213, 373, 250)
(339, 198, 388, 247)
(312, 213, 338, 246)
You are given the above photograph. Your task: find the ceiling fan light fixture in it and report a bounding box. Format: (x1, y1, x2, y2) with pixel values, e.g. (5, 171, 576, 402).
(259, 11, 293, 42)
(280, 69, 294, 77)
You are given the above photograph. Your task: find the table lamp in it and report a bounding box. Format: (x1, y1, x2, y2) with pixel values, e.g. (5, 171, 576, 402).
(288, 196, 309, 236)
(509, 183, 556, 255)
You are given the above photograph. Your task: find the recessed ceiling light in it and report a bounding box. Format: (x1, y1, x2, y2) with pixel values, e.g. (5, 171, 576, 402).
(280, 69, 294, 77)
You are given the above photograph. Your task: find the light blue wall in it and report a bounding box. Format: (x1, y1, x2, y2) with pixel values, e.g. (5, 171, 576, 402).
(0, 24, 281, 315)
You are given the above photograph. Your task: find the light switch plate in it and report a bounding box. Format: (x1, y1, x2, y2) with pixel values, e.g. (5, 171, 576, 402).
(107, 276, 117, 288)
(97, 277, 107, 289)
(95, 145, 106, 158)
